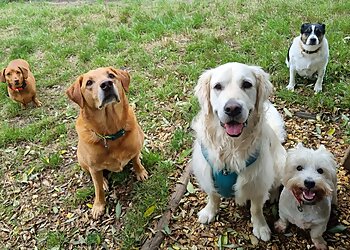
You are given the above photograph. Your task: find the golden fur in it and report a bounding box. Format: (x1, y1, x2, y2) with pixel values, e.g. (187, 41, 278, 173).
(66, 67, 148, 219)
(191, 62, 286, 241)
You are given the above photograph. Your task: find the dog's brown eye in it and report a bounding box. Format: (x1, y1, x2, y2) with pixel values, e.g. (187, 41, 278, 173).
(214, 83, 222, 91)
(86, 80, 93, 86)
(108, 73, 115, 79)
(296, 165, 303, 171)
(317, 168, 323, 174)
(242, 80, 252, 89)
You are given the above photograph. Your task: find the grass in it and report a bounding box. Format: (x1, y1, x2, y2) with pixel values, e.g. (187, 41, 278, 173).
(0, 0, 349, 249)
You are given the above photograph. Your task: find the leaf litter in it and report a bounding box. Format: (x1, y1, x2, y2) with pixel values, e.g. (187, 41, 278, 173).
(160, 100, 350, 250)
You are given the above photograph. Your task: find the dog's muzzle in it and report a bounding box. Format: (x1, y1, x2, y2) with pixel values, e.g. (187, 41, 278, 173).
(99, 80, 120, 109)
(220, 99, 249, 137)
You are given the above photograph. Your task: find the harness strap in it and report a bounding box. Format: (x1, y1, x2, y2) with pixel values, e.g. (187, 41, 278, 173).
(201, 143, 260, 198)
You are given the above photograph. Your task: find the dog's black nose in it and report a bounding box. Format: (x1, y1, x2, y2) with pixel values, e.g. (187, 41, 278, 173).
(224, 99, 242, 117)
(100, 80, 113, 91)
(304, 179, 315, 189)
(309, 38, 317, 44)
(15, 80, 20, 84)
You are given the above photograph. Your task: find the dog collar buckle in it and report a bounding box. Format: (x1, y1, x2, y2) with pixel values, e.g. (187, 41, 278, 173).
(94, 129, 126, 149)
(297, 204, 303, 212)
(102, 138, 108, 149)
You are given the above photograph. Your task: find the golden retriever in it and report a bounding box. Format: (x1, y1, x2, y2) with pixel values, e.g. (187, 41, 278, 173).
(66, 67, 148, 219)
(191, 62, 286, 241)
(0, 59, 42, 108)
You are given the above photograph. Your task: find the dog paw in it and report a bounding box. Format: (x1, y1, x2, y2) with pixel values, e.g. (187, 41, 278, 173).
(286, 85, 295, 91)
(314, 86, 322, 93)
(253, 225, 271, 242)
(198, 206, 216, 224)
(92, 202, 105, 219)
(136, 169, 148, 181)
(274, 219, 287, 233)
(312, 238, 328, 250)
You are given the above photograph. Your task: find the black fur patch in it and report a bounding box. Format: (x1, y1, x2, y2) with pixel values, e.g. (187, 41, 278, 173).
(287, 43, 292, 63)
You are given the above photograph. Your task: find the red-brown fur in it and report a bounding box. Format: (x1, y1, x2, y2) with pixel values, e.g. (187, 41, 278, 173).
(0, 59, 41, 108)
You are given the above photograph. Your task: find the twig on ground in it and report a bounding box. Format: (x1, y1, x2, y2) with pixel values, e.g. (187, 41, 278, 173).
(342, 147, 350, 171)
(141, 163, 191, 250)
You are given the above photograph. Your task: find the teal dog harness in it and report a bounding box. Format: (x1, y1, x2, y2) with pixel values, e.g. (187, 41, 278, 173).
(201, 144, 259, 198)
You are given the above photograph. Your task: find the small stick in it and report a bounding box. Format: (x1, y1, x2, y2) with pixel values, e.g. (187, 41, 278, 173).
(141, 163, 191, 250)
(342, 147, 350, 171)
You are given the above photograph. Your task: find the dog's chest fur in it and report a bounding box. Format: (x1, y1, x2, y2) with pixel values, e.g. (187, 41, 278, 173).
(279, 188, 331, 229)
(288, 36, 329, 77)
(293, 54, 325, 77)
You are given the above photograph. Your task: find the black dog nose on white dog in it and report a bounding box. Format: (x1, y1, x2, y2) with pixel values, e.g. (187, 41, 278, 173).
(224, 99, 242, 117)
(304, 179, 315, 189)
(309, 37, 317, 45)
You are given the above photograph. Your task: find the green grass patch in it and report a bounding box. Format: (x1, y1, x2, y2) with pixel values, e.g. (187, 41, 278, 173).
(0, 0, 349, 249)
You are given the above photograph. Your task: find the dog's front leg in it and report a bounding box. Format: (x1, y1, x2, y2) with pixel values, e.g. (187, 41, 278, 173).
(314, 68, 326, 93)
(90, 169, 106, 219)
(286, 67, 297, 91)
(198, 192, 220, 224)
(310, 224, 327, 250)
(250, 197, 271, 241)
(132, 153, 148, 181)
(33, 96, 42, 107)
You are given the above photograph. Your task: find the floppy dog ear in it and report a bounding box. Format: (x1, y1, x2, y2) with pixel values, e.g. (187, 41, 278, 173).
(66, 76, 84, 108)
(109, 67, 130, 92)
(0, 68, 5, 82)
(195, 69, 212, 115)
(252, 66, 273, 113)
(19, 66, 29, 79)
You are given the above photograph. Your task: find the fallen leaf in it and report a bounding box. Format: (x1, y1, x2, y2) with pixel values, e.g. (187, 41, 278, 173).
(222, 233, 228, 245)
(316, 125, 322, 135)
(186, 181, 195, 194)
(27, 166, 35, 176)
(283, 107, 293, 117)
(143, 205, 156, 218)
(327, 127, 336, 136)
(115, 201, 122, 219)
(53, 207, 59, 214)
(178, 148, 192, 163)
(162, 224, 171, 235)
(327, 224, 347, 233)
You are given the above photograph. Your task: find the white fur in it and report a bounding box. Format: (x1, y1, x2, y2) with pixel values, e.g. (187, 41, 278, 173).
(191, 62, 286, 241)
(286, 32, 329, 93)
(275, 143, 337, 250)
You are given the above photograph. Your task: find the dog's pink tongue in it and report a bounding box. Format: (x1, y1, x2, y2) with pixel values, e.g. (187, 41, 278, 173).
(224, 123, 243, 136)
(303, 190, 315, 200)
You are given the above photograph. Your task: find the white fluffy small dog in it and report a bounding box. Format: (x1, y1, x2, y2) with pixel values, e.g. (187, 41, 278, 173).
(275, 143, 337, 250)
(286, 23, 329, 93)
(191, 62, 286, 241)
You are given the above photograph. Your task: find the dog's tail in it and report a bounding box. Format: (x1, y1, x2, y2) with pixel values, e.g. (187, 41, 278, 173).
(264, 101, 286, 143)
